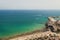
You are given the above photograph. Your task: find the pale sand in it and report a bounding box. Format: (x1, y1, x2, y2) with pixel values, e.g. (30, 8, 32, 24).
(8, 31, 60, 40)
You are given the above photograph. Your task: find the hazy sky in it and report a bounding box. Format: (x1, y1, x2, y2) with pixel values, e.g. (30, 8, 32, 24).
(0, 0, 60, 9)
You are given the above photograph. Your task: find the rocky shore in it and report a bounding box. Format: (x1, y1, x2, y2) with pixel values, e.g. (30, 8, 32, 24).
(7, 31, 60, 40)
(1, 16, 60, 40)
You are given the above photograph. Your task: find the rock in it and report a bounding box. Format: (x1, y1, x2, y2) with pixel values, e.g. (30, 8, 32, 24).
(45, 16, 60, 32)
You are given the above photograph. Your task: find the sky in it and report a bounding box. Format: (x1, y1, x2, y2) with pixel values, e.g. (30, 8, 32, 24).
(0, 0, 60, 9)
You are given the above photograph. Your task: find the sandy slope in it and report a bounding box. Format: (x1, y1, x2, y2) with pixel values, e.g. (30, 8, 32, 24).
(8, 31, 60, 40)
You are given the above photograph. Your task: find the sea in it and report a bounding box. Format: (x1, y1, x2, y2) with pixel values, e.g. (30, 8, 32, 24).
(0, 10, 60, 38)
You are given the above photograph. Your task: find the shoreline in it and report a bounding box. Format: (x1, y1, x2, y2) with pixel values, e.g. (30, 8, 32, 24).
(0, 24, 44, 39)
(5, 30, 60, 40)
(1, 27, 45, 40)
(1, 16, 60, 40)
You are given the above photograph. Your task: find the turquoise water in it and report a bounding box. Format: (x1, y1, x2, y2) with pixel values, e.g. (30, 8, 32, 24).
(0, 10, 60, 38)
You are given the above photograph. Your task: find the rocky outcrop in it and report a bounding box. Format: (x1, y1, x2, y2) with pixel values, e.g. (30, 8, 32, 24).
(45, 16, 60, 32)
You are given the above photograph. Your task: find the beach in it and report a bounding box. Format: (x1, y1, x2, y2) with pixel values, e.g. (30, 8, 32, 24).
(3, 30, 60, 40)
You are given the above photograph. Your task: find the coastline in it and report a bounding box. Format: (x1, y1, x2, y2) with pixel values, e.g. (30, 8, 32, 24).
(1, 16, 60, 40)
(0, 24, 45, 38)
(1, 27, 45, 40)
(4, 30, 60, 40)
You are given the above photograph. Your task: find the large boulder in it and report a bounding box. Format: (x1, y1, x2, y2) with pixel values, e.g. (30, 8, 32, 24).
(45, 17, 60, 32)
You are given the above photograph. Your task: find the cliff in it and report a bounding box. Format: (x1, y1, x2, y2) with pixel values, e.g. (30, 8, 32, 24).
(45, 16, 60, 32)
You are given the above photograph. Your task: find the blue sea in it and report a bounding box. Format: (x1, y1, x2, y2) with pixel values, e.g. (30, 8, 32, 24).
(0, 10, 60, 38)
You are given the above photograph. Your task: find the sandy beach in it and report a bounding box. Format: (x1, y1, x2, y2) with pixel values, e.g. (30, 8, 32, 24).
(4, 31, 60, 40)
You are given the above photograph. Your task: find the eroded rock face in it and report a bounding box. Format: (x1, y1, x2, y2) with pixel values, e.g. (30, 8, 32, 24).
(45, 17, 60, 32)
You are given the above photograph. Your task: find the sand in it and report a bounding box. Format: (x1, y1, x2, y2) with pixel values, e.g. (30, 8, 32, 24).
(3, 31, 59, 40)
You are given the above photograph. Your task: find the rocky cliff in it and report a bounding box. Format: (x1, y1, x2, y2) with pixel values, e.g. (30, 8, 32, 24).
(45, 16, 60, 32)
